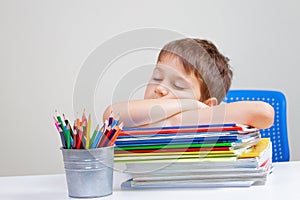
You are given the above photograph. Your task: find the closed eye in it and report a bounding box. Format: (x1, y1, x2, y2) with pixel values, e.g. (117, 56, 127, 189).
(153, 77, 163, 81)
(173, 84, 185, 90)
(151, 69, 163, 82)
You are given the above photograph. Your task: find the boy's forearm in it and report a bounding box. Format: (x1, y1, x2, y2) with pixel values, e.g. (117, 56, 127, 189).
(103, 99, 204, 127)
(169, 101, 274, 129)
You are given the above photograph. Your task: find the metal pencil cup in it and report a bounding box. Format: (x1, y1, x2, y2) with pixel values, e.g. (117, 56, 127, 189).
(61, 146, 114, 198)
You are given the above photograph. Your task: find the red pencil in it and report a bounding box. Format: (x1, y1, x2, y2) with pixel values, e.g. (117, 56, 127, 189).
(76, 126, 83, 149)
(98, 128, 114, 147)
(104, 128, 117, 147)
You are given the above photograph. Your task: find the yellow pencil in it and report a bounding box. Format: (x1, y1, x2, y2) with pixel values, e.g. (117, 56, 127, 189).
(85, 114, 91, 149)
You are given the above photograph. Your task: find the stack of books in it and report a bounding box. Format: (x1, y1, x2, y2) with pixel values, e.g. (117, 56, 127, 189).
(114, 124, 272, 189)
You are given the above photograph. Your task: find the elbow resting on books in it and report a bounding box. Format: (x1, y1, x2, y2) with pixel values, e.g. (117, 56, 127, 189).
(243, 101, 275, 129)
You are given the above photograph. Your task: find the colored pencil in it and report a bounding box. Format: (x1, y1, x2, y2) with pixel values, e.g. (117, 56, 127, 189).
(63, 114, 75, 147)
(109, 122, 123, 146)
(92, 120, 108, 148)
(91, 127, 104, 148)
(73, 128, 77, 148)
(85, 114, 91, 149)
(108, 111, 114, 126)
(56, 111, 71, 149)
(110, 113, 119, 128)
(54, 117, 66, 148)
(76, 126, 83, 149)
(54, 111, 122, 149)
(81, 120, 86, 148)
(76, 112, 80, 127)
(89, 124, 99, 148)
(101, 128, 117, 147)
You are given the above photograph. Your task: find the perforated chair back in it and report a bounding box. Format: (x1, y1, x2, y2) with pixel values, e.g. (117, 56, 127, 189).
(224, 90, 289, 162)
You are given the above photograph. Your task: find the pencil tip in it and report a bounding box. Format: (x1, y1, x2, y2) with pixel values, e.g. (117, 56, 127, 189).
(55, 110, 60, 116)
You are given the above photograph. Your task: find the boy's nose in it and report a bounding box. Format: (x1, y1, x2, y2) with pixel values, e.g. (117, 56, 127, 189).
(155, 84, 168, 97)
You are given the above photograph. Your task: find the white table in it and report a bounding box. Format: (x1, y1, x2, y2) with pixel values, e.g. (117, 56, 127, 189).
(1, 161, 299, 200)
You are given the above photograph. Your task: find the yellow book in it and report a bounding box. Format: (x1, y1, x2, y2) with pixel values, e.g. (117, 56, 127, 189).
(238, 138, 270, 158)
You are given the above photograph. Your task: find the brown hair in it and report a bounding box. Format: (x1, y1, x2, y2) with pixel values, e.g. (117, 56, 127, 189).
(157, 38, 232, 103)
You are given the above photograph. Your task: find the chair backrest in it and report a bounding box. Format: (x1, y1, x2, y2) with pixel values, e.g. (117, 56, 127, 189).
(224, 90, 290, 162)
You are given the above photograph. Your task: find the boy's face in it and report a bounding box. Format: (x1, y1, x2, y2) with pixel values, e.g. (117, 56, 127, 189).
(144, 56, 201, 100)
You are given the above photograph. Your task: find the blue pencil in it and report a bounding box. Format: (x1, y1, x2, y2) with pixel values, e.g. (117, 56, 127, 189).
(91, 128, 104, 148)
(111, 119, 119, 129)
(91, 120, 108, 148)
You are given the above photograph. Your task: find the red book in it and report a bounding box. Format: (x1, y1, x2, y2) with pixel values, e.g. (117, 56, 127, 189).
(119, 127, 244, 136)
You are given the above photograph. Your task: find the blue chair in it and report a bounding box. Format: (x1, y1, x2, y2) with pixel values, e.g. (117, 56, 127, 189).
(223, 90, 290, 162)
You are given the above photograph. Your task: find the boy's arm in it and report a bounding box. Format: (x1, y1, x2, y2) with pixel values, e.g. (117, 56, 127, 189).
(167, 101, 275, 129)
(103, 99, 208, 127)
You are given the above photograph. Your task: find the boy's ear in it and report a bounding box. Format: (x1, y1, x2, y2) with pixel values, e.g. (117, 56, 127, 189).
(204, 97, 218, 107)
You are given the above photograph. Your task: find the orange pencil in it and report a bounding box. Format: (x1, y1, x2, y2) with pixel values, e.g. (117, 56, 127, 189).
(76, 112, 80, 127)
(82, 109, 87, 123)
(109, 122, 123, 146)
(80, 110, 88, 147)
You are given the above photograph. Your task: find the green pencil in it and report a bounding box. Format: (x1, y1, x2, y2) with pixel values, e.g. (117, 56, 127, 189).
(56, 111, 71, 149)
(89, 124, 99, 148)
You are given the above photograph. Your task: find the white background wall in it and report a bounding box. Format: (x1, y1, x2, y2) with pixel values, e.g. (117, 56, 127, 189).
(0, 0, 299, 176)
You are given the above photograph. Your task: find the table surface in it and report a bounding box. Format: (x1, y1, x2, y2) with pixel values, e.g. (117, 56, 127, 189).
(1, 161, 299, 200)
